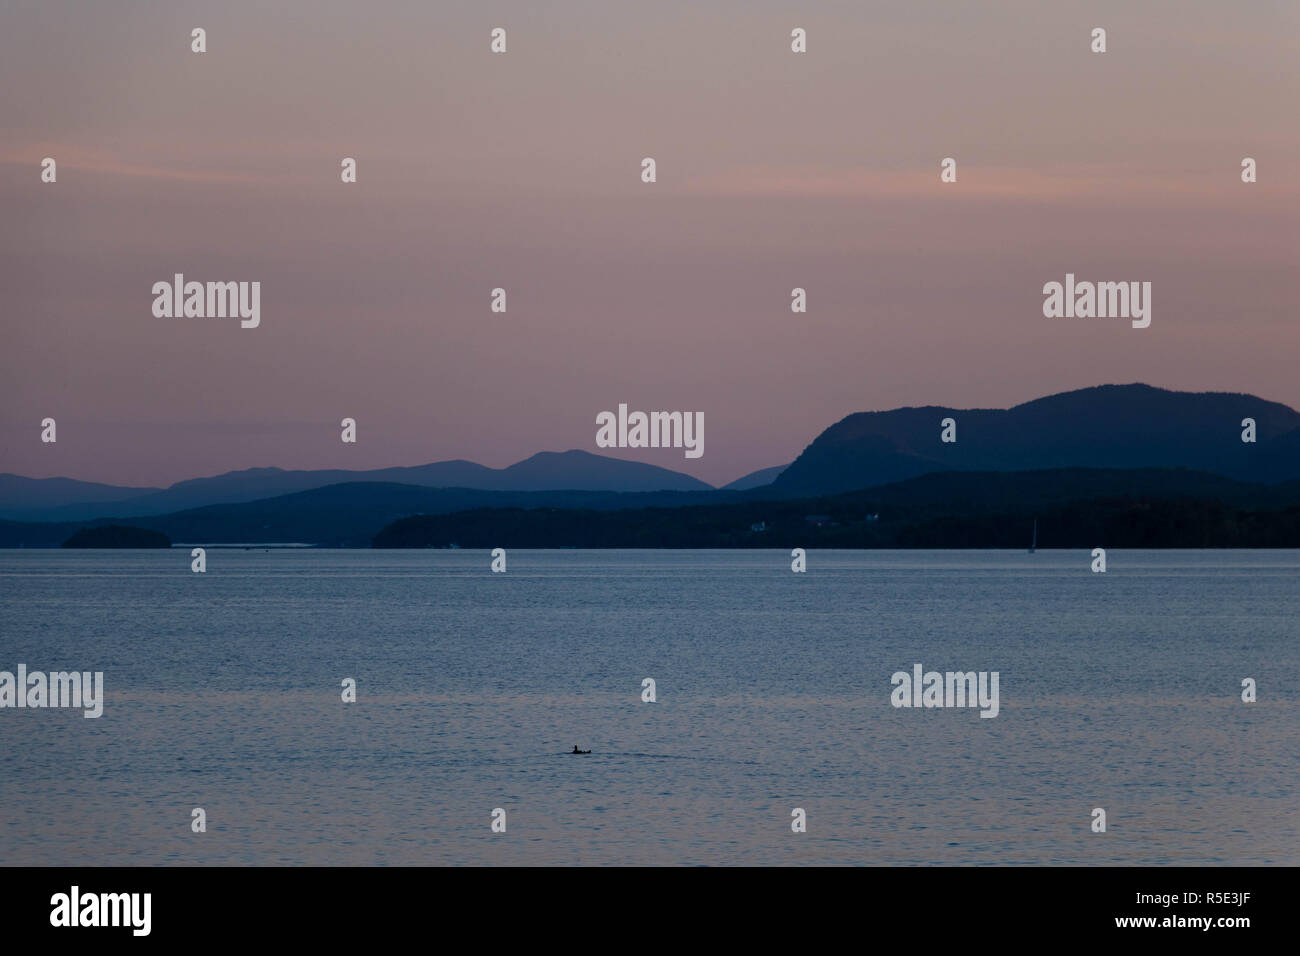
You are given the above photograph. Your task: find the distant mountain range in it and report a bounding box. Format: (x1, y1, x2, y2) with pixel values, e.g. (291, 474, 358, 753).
(0, 450, 718, 521)
(7, 383, 1300, 547)
(0, 483, 735, 548)
(0, 475, 161, 513)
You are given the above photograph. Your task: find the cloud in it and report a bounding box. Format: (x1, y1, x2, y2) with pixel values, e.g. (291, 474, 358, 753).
(0, 143, 278, 185)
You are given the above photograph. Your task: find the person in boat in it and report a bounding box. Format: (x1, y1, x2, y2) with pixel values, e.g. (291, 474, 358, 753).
(571, 745, 590, 754)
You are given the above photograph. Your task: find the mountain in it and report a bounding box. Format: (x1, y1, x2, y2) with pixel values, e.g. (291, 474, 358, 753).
(0, 450, 713, 521)
(772, 384, 1300, 496)
(495, 451, 713, 492)
(11, 383, 1300, 531)
(0, 474, 160, 512)
(722, 464, 789, 490)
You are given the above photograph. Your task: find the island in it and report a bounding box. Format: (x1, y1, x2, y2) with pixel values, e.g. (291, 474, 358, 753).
(61, 525, 172, 549)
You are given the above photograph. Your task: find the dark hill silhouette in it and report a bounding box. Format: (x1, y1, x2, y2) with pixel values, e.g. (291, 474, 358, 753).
(773, 384, 1300, 495)
(0, 482, 733, 548)
(6, 467, 1300, 549)
(372, 468, 1300, 549)
(62, 525, 171, 548)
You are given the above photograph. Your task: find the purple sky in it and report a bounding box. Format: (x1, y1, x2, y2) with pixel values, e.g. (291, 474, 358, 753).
(3, 0, 1298, 488)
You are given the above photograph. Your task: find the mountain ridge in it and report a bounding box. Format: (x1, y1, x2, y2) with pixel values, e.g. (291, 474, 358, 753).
(10, 383, 1300, 525)
(772, 383, 1300, 495)
(0, 449, 714, 521)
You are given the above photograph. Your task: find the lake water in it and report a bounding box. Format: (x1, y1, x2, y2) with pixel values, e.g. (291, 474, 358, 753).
(1, 549, 1296, 865)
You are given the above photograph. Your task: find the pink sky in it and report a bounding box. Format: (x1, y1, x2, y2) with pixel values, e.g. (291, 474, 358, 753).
(2, 0, 1298, 488)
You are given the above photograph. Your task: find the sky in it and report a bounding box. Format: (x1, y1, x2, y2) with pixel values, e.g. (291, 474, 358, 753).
(2, 0, 1297, 488)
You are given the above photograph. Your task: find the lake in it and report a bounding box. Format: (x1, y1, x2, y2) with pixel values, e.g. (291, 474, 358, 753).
(0, 549, 1295, 865)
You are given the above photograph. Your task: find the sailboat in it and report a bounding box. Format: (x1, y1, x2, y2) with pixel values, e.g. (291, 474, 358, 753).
(1028, 519, 1037, 553)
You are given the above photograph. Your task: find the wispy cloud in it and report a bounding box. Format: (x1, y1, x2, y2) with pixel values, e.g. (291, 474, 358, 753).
(1, 143, 279, 185)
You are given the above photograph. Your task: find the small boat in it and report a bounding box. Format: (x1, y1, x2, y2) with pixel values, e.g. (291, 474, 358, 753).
(570, 746, 591, 755)
(1028, 519, 1037, 553)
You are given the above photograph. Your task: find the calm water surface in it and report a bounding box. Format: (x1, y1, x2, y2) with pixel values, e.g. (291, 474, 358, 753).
(0, 549, 1296, 865)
